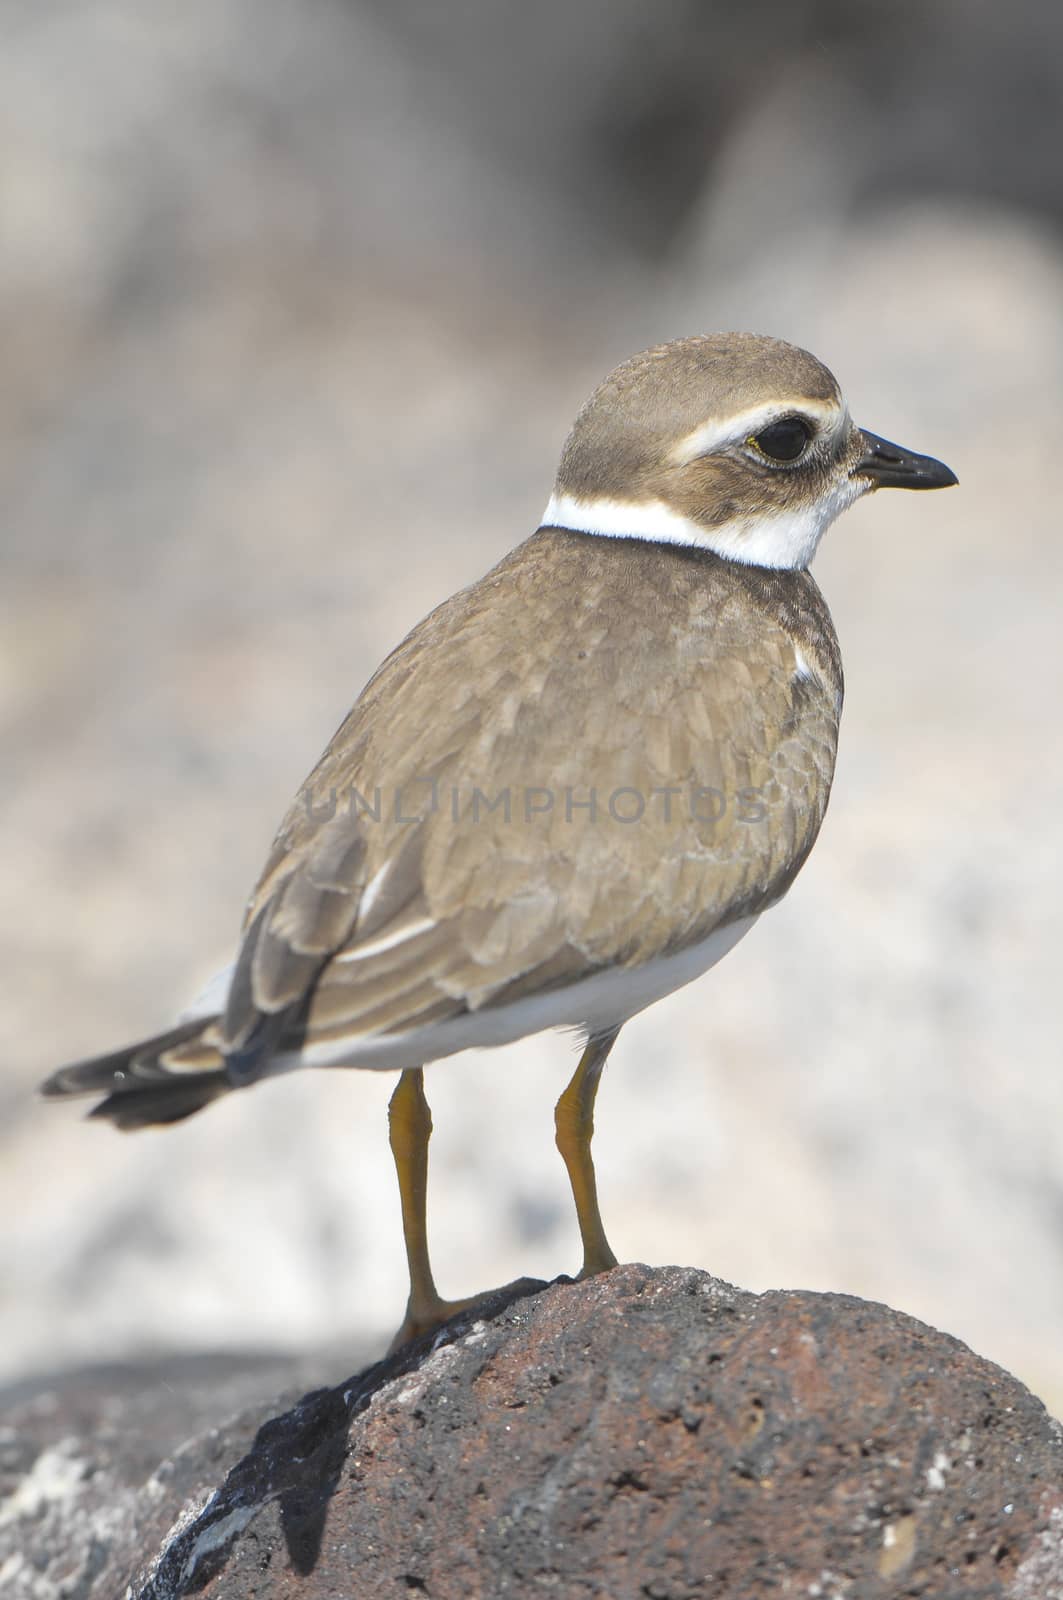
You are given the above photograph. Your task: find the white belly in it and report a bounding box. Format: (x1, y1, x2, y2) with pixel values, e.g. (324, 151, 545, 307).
(291, 912, 759, 1074)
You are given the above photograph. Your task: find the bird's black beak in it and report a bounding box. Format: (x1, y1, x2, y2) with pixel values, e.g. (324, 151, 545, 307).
(854, 430, 958, 491)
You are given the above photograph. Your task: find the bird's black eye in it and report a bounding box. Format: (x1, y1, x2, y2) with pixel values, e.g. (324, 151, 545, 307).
(748, 416, 814, 463)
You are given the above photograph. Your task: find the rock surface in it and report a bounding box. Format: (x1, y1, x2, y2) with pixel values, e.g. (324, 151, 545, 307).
(3, 1268, 1061, 1599)
(0, 1346, 365, 1599)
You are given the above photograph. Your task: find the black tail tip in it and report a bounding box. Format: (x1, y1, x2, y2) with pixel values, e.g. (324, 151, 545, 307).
(87, 1073, 230, 1129)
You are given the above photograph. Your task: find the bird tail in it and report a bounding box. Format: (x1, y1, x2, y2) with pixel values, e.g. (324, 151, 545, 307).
(40, 1019, 233, 1130)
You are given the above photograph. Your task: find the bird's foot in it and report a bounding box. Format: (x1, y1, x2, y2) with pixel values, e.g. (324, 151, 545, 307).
(388, 1277, 545, 1353)
(575, 1242, 618, 1281)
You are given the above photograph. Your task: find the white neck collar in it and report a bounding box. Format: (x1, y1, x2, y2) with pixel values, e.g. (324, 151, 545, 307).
(540, 483, 865, 571)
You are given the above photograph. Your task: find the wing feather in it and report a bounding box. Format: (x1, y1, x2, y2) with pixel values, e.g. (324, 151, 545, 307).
(216, 536, 841, 1068)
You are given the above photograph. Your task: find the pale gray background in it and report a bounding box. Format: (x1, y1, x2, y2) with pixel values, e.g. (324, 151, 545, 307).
(2, 1, 1061, 1413)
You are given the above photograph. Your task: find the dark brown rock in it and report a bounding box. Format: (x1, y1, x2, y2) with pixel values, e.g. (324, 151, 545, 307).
(3, 1268, 1062, 1599)
(0, 1346, 367, 1600)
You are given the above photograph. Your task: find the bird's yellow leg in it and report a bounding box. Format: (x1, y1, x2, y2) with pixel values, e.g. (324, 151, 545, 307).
(387, 1067, 480, 1351)
(554, 1027, 620, 1279)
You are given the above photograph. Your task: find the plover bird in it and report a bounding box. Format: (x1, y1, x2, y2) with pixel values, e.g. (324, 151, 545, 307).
(42, 335, 957, 1346)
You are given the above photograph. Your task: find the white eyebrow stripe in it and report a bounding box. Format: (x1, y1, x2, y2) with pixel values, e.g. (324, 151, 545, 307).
(670, 399, 846, 465)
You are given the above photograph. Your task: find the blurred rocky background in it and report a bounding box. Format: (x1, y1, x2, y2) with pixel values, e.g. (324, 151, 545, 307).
(2, 0, 1061, 1414)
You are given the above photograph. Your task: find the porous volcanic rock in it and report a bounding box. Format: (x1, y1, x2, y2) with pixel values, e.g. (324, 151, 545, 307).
(3, 1267, 1062, 1599)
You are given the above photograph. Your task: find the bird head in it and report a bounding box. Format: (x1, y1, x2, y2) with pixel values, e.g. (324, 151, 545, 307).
(543, 334, 957, 570)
